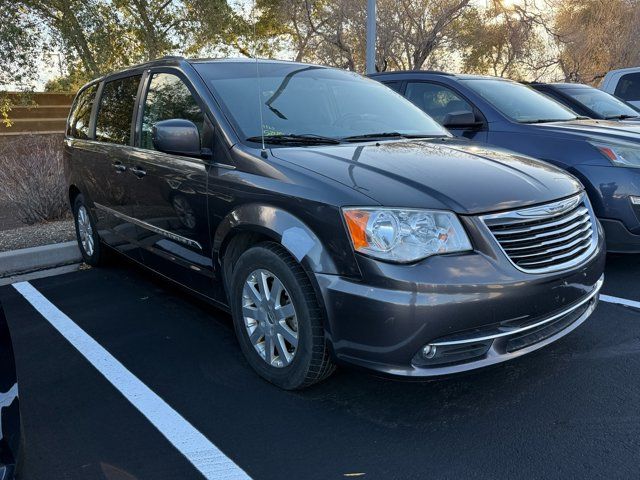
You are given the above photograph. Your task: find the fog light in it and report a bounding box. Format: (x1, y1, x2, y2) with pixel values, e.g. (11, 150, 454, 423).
(422, 345, 437, 359)
(631, 196, 640, 206)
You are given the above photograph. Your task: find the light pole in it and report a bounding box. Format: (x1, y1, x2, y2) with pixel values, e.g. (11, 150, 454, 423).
(366, 0, 376, 74)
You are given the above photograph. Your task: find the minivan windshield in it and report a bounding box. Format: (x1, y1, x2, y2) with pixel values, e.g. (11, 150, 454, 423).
(461, 78, 579, 123)
(194, 62, 450, 143)
(561, 86, 640, 119)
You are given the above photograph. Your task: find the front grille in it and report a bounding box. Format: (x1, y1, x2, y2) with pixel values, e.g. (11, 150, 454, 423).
(482, 194, 597, 273)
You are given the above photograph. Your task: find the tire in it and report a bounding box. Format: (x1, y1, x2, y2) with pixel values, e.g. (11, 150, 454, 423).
(230, 242, 335, 389)
(72, 194, 107, 266)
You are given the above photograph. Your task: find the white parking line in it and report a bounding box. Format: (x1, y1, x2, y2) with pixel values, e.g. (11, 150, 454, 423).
(600, 294, 640, 310)
(12, 281, 251, 480)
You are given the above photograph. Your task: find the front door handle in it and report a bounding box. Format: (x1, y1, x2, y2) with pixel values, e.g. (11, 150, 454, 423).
(113, 161, 127, 173)
(131, 166, 147, 178)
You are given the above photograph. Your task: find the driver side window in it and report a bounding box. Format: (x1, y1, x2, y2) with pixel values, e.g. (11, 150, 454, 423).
(141, 73, 205, 150)
(405, 82, 473, 125)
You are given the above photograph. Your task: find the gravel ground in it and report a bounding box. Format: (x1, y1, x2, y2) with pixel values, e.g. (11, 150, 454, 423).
(0, 219, 75, 252)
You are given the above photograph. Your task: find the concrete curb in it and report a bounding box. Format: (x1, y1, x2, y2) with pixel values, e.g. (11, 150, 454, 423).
(0, 241, 82, 278)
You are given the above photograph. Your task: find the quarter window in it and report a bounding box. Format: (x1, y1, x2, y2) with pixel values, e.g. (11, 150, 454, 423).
(383, 81, 402, 93)
(67, 84, 97, 139)
(405, 82, 474, 124)
(95, 75, 141, 145)
(141, 73, 204, 150)
(615, 73, 640, 102)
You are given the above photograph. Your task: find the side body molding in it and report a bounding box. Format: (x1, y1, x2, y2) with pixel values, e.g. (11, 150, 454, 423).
(213, 204, 341, 275)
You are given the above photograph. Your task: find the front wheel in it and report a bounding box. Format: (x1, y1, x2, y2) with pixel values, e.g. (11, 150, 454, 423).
(73, 194, 107, 266)
(230, 242, 335, 389)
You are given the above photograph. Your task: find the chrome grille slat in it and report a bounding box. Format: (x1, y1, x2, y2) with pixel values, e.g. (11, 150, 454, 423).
(507, 231, 593, 259)
(504, 224, 592, 252)
(492, 208, 589, 236)
(517, 244, 591, 267)
(481, 194, 598, 274)
(490, 205, 585, 230)
(496, 215, 590, 244)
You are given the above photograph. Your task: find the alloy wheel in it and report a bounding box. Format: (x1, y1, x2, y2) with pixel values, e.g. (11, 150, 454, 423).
(242, 269, 299, 368)
(77, 205, 94, 257)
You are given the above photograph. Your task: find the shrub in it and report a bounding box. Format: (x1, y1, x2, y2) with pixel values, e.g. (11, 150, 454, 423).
(0, 134, 69, 225)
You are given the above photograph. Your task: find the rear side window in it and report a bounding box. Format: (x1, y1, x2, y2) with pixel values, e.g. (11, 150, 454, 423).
(95, 75, 141, 145)
(382, 81, 402, 93)
(141, 73, 204, 150)
(67, 84, 97, 139)
(615, 73, 640, 101)
(405, 82, 473, 124)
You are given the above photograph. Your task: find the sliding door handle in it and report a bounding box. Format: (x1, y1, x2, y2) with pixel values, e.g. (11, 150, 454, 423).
(112, 161, 127, 173)
(131, 166, 147, 178)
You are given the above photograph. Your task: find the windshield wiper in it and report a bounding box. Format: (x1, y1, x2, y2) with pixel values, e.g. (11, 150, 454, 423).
(341, 132, 442, 142)
(245, 134, 341, 145)
(605, 114, 640, 120)
(520, 118, 578, 124)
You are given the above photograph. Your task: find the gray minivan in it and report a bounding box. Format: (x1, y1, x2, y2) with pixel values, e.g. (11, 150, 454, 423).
(65, 57, 605, 388)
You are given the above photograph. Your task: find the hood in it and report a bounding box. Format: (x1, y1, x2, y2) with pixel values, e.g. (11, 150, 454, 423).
(530, 119, 640, 143)
(271, 139, 581, 215)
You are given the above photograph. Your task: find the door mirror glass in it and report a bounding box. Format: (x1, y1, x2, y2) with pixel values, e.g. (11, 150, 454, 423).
(152, 119, 201, 157)
(442, 111, 477, 128)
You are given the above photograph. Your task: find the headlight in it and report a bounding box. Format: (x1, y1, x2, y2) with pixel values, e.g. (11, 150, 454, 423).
(591, 141, 640, 168)
(342, 208, 472, 263)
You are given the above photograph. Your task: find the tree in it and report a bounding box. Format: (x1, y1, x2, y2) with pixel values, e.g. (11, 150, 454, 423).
(458, 0, 559, 80)
(16, 0, 250, 92)
(114, 0, 186, 61)
(260, 0, 473, 72)
(554, 0, 640, 84)
(381, 0, 471, 71)
(18, 0, 137, 84)
(0, 1, 42, 124)
(258, 0, 321, 62)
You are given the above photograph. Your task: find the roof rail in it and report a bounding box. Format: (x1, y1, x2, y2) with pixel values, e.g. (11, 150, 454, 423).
(371, 70, 454, 76)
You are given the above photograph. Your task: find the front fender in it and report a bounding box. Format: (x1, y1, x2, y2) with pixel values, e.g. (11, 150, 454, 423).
(213, 204, 348, 276)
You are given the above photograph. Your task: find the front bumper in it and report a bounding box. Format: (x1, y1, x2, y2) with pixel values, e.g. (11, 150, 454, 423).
(573, 164, 640, 244)
(315, 228, 605, 377)
(600, 218, 640, 253)
(408, 275, 602, 375)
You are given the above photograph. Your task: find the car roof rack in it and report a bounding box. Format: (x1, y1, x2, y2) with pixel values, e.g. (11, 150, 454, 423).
(371, 70, 453, 76)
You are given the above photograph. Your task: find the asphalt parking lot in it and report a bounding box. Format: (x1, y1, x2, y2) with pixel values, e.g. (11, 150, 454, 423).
(1, 254, 640, 480)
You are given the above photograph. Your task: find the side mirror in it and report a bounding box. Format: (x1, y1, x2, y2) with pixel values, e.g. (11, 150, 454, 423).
(152, 119, 201, 157)
(442, 111, 479, 128)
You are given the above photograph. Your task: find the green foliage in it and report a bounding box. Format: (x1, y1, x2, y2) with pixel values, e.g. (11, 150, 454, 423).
(5, 0, 640, 104)
(15, 0, 261, 93)
(0, 2, 41, 88)
(0, 2, 42, 124)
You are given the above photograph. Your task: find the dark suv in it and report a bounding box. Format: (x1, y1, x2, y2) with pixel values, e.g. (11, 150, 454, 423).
(66, 57, 604, 389)
(529, 82, 640, 123)
(372, 71, 640, 252)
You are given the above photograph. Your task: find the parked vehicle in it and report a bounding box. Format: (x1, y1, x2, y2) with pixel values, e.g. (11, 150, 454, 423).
(602, 67, 640, 109)
(529, 82, 640, 122)
(372, 71, 640, 253)
(66, 58, 605, 389)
